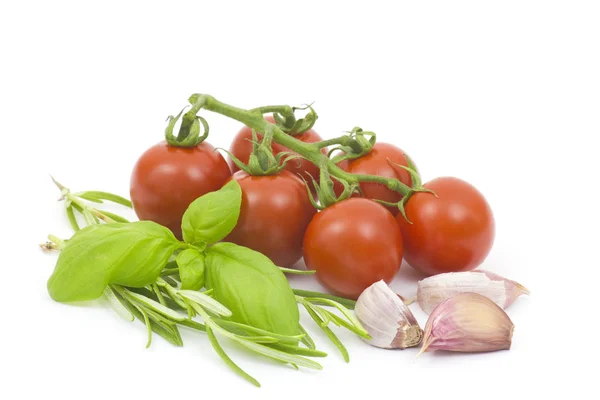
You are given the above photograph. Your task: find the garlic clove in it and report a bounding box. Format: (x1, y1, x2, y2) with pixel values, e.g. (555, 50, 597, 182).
(355, 280, 423, 349)
(417, 270, 529, 314)
(418, 292, 514, 355)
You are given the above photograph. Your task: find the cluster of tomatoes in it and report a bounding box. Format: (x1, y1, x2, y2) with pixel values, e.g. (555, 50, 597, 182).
(130, 117, 495, 299)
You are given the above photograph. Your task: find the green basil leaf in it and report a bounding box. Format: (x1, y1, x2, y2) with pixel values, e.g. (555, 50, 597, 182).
(181, 180, 241, 246)
(176, 248, 205, 291)
(47, 222, 180, 303)
(205, 242, 300, 337)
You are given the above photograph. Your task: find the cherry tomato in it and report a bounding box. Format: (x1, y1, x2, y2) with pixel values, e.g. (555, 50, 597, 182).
(336, 143, 416, 216)
(130, 141, 231, 239)
(303, 198, 403, 299)
(228, 116, 326, 183)
(396, 177, 495, 276)
(224, 170, 317, 268)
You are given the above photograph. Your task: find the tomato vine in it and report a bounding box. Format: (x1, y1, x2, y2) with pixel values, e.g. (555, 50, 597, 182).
(172, 94, 429, 216)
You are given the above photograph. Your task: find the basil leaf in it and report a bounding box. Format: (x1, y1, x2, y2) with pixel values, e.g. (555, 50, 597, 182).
(181, 180, 241, 246)
(205, 242, 300, 337)
(47, 222, 180, 303)
(176, 248, 205, 291)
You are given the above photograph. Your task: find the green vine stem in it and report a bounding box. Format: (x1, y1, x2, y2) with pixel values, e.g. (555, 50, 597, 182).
(250, 104, 317, 135)
(181, 94, 424, 214)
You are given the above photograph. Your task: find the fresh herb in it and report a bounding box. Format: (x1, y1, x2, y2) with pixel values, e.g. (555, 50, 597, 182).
(43, 178, 370, 387)
(47, 222, 180, 302)
(181, 179, 241, 247)
(206, 242, 301, 336)
(176, 248, 205, 291)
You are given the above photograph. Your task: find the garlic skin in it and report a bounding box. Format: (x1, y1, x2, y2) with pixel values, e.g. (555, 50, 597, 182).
(355, 280, 423, 349)
(419, 292, 514, 355)
(417, 270, 529, 314)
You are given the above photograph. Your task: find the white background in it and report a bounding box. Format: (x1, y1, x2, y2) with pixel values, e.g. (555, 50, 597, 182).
(1, 1, 598, 398)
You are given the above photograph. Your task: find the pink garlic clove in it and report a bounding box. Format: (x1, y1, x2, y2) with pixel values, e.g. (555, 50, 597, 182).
(417, 270, 529, 314)
(418, 292, 515, 355)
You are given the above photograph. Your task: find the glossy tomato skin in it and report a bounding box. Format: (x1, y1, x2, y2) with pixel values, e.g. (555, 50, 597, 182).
(228, 116, 325, 183)
(303, 198, 403, 299)
(224, 170, 317, 268)
(336, 143, 416, 216)
(130, 141, 231, 239)
(396, 177, 495, 276)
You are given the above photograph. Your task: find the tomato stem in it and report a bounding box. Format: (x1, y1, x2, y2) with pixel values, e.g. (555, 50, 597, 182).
(178, 95, 207, 141)
(181, 94, 414, 202)
(313, 136, 360, 151)
(250, 105, 294, 116)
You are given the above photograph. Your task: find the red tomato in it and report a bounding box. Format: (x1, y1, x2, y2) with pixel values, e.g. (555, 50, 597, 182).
(130, 141, 231, 239)
(224, 170, 317, 268)
(228, 116, 325, 183)
(336, 143, 416, 216)
(396, 177, 495, 276)
(303, 198, 403, 299)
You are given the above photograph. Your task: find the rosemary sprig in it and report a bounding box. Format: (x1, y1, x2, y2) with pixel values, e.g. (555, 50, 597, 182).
(51, 177, 131, 230)
(295, 294, 370, 362)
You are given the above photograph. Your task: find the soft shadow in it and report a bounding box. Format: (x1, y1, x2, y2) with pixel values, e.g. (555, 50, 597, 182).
(424, 349, 511, 360)
(396, 260, 427, 284)
(52, 297, 106, 309)
(284, 257, 319, 287)
(388, 261, 427, 299)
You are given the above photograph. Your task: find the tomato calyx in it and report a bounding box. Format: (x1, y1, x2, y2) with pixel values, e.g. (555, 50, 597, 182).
(375, 156, 437, 223)
(329, 127, 377, 163)
(250, 103, 318, 136)
(224, 126, 304, 176)
(302, 168, 360, 210)
(164, 96, 211, 147)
